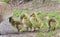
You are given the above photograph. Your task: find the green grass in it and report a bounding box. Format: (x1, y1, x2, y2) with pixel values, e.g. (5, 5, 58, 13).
(37, 32, 44, 37)
(42, 21, 47, 29)
(2, 0, 9, 3)
(37, 31, 55, 37)
(13, 9, 20, 17)
(46, 31, 55, 37)
(32, 0, 36, 3)
(58, 0, 60, 2)
(13, 8, 60, 29)
(13, 8, 60, 28)
(13, 7, 28, 17)
(36, 11, 60, 29)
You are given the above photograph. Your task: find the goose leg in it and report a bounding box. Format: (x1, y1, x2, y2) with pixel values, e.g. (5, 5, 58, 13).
(48, 25, 51, 32)
(26, 27, 28, 31)
(16, 25, 20, 32)
(34, 27, 36, 32)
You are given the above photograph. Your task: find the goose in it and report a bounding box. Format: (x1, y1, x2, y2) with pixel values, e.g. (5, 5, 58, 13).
(45, 16, 57, 31)
(0, 2, 12, 23)
(22, 13, 32, 31)
(30, 12, 42, 31)
(9, 16, 23, 32)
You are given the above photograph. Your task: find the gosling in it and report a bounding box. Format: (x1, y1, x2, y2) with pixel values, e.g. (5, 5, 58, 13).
(9, 16, 23, 32)
(21, 13, 32, 32)
(30, 12, 42, 31)
(45, 16, 57, 32)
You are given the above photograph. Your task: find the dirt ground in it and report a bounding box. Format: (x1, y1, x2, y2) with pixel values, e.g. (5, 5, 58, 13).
(0, 29, 60, 37)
